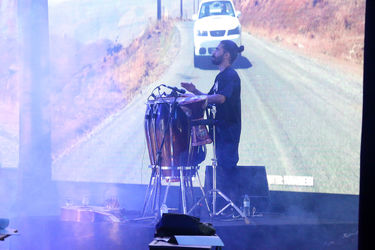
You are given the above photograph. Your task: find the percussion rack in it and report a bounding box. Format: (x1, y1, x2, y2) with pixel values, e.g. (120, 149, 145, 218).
(140, 88, 249, 223)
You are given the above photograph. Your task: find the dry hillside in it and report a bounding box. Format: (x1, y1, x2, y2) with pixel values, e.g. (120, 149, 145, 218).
(234, 0, 365, 73)
(51, 20, 180, 157)
(0, 2, 180, 159)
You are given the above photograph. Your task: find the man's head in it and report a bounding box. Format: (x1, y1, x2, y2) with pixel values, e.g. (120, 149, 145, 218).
(211, 40, 245, 66)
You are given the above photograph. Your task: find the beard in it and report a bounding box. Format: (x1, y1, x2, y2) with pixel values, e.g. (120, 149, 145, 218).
(211, 54, 223, 65)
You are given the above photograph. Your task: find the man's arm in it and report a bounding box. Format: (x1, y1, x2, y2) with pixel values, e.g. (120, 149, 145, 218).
(207, 94, 225, 104)
(181, 82, 226, 104)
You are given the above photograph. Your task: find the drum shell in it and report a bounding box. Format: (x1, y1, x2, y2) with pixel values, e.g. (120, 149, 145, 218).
(179, 96, 212, 146)
(144, 103, 157, 165)
(144, 98, 208, 179)
(154, 103, 190, 167)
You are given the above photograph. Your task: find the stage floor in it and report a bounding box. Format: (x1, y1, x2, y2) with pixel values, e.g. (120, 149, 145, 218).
(3, 211, 358, 250)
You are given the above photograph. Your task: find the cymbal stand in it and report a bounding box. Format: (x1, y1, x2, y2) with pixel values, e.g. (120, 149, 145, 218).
(185, 117, 211, 216)
(188, 105, 249, 222)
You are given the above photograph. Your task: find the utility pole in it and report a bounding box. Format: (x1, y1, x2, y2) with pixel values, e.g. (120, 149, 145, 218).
(157, 0, 161, 20)
(180, 0, 183, 19)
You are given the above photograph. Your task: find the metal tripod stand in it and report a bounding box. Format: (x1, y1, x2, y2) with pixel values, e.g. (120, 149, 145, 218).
(139, 93, 210, 221)
(188, 105, 249, 222)
(140, 96, 189, 220)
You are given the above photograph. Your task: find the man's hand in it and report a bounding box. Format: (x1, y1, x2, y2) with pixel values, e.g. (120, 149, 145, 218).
(181, 82, 196, 93)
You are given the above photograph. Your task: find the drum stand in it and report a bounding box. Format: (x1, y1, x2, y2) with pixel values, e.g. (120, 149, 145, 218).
(140, 166, 200, 219)
(188, 106, 249, 223)
(139, 94, 210, 222)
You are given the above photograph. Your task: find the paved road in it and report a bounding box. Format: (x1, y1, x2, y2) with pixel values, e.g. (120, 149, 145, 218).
(52, 21, 362, 194)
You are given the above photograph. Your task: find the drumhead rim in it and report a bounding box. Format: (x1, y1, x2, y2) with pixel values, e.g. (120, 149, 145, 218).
(148, 165, 199, 170)
(146, 95, 208, 105)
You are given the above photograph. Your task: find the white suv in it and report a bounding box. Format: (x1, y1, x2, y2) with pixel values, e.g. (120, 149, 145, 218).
(192, 0, 242, 66)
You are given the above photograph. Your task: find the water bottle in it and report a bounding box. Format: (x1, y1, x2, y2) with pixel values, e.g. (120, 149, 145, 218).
(81, 196, 89, 207)
(160, 203, 168, 217)
(243, 194, 251, 217)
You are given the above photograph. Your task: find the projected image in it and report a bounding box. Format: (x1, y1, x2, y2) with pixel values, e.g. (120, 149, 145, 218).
(0, 0, 365, 196)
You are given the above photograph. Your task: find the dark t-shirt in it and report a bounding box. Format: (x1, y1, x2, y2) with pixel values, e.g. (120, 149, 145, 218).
(208, 66, 241, 168)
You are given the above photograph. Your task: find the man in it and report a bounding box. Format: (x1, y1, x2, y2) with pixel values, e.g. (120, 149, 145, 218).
(181, 40, 244, 201)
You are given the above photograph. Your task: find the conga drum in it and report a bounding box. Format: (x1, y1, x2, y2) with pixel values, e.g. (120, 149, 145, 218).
(144, 96, 210, 181)
(178, 95, 212, 146)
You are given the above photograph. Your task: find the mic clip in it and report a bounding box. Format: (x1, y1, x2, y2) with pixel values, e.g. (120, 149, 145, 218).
(162, 84, 186, 94)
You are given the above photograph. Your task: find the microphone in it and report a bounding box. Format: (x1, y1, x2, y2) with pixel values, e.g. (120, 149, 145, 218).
(162, 84, 186, 94)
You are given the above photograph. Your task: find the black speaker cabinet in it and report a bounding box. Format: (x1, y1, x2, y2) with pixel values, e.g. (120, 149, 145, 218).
(204, 165, 269, 212)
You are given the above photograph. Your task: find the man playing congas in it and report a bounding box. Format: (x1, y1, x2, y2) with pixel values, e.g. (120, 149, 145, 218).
(181, 40, 244, 200)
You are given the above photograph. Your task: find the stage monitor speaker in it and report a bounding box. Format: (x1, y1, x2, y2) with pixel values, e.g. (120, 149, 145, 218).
(204, 165, 269, 212)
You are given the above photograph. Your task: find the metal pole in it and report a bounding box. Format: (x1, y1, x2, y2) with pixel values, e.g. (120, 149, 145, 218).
(211, 106, 217, 214)
(16, 0, 56, 216)
(180, 168, 187, 214)
(180, 0, 183, 19)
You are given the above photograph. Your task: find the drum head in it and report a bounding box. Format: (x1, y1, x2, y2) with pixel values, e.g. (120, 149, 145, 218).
(178, 95, 207, 106)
